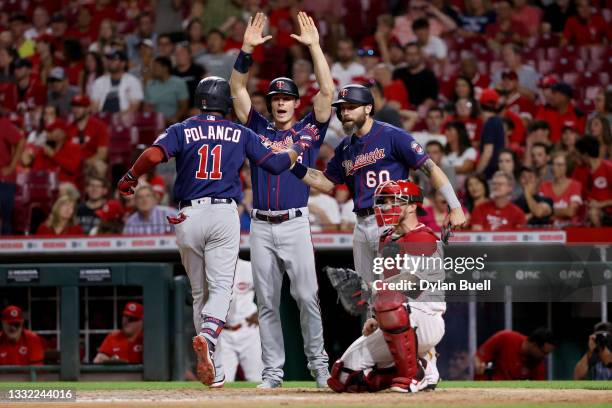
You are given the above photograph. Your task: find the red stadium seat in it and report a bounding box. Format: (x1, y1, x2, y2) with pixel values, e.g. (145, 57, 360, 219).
(108, 125, 138, 167)
(12, 170, 59, 234)
(133, 112, 164, 145)
(575, 71, 601, 88)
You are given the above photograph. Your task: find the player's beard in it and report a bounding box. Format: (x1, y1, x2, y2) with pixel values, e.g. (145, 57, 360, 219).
(342, 112, 367, 135)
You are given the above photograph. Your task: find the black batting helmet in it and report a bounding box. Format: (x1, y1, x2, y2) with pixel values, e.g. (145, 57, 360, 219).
(332, 84, 375, 120)
(195, 76, 232, 115)
(266, 77, 299, 112)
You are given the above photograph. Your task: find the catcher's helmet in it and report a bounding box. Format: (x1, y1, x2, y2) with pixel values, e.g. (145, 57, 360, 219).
(266, 77, 299, 112)
(331, 84, 375, 120)
(195, 76, 232, 115)
(373, 180, 426, 228)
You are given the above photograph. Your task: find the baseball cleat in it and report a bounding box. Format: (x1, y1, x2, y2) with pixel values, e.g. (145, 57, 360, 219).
(210, 374, 226, 389)
(256, 379, 282, 389)
(389, 359, 427, 393)
(311, 367, 331, 388)
(193, 335, 216, 386)
(423, 351, 440, 391)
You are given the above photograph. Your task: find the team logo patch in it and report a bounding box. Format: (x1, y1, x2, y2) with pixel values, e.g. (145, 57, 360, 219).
(594, 176, 607, 189)
(411, 141, 424, 154)
(128, 304, 136, 311)
(133, 345, 143, 353)
(276, 81, 285, 89)
(18, 346, 28, 355)
(10, 309, 18, 317)
(339, 88, 349, 97)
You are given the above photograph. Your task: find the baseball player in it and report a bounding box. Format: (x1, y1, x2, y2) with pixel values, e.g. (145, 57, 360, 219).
(229, 12, 335, 388)
(327, 180, 445, 393)
(117, 76, 318, 388)
(290, 84, 466, 286)
(216, 258, 264, 382)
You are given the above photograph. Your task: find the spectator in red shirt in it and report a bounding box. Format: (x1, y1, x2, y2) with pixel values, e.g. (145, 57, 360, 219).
(36, 195, 84, 236)
(561, 0, 610, 46)
(539, 151, 583, 227)
(66, 6, 95, 50)
(535, 82, 585, 143)
(94, 302, 144, 364)
(485, 0, 529, 51)
(11, 58, 47, 113)
(471, 171, 526, 230)
(575, 136, 612, 226)
(499, 70, 536, 117)
(69, 95, 109, 178)
(474, 328, 556, 380)
(0, 116, 25, 235)
(23, 119, 82, 186)
(0, 305, 44, 366)
(372, 63, 410, 111)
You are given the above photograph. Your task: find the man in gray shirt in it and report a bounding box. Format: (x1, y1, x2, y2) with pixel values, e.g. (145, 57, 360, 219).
(491, 44, 539, 99)
(195, 29, 235, 80)
(47, 67, 78, 117)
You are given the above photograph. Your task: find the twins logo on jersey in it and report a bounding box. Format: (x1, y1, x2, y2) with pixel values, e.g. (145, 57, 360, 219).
(341, 148, 386, 176)
(258, 134, 294, 153)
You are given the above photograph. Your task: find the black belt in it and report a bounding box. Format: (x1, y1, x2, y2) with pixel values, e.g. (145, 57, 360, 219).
(254, 209, 302, 224)
(179, 198, 233, 208)
(355, 207, 375, 217)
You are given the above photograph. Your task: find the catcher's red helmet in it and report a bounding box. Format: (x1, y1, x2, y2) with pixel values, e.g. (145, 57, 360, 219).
(373, 180, 426, 227)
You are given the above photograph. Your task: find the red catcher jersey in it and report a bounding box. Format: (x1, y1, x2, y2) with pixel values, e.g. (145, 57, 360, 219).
(0, 329, 44, 365)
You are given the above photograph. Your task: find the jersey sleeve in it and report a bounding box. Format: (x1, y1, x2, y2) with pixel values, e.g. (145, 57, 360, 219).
(153, 125, 182, 161)
(391, 129, 429, 169)
(244, 127, 291, 175)
(299, 111, 330, 148)
(245, 107, 271, 133)
(323, 144, 345, 184)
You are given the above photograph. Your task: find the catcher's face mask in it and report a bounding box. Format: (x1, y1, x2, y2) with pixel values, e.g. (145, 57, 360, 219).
(373, 180, 426, 228)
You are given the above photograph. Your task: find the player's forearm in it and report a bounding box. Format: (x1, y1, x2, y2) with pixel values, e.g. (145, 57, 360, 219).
(291, 164, 335, 193)
(130, 146, 165, 177)
(230, 52, 253, 124)
(309, 43, 335, 98)
(422, 159, 461, 210)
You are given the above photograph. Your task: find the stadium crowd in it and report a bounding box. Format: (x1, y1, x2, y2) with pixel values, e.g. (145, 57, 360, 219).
(0, 0, 611, 236)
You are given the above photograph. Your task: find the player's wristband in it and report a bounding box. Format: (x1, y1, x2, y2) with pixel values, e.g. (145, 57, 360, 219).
(439, 183, 461, 210)
(290, 162, 308, 179)
(233, 50, 253, 73)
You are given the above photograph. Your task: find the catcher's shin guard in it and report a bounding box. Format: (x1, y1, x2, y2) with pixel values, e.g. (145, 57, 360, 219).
(373, 291, 423, 392)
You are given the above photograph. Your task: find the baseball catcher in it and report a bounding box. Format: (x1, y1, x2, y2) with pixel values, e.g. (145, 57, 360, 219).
(327, 180, 446, 393)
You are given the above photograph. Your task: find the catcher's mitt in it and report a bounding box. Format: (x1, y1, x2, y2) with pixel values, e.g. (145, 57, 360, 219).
(324, 266, 370, 316)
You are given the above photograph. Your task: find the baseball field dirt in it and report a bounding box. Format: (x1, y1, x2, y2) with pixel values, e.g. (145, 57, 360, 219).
(1, 381, 611, 408)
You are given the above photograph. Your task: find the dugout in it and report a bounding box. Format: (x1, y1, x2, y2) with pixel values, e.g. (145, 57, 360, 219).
(0, 231, 610, 381)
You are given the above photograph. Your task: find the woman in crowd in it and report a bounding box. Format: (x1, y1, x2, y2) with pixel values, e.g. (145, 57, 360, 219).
(79, 51, 104, 96)
(452, 76, 476, 103)
(497, 148, 522, 199)
(36, 195, 84, 236)
(538, 151, 583, 228)
(186, 18, 206, 60)
(451, 98, 482, 143)
(464, 174, 490, 213)
(442, 120, 477, 188)
(588, 114, 612, 159)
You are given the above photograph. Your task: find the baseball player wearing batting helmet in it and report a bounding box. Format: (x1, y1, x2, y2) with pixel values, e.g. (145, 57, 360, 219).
(328, 180, 445, 393)
(290, 84, 466, 286)
(230, 12, 335, 388)
(117, 76, 317, 388)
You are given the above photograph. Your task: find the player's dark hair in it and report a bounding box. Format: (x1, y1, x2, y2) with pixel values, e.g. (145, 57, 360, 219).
(576, 135, 600, 158)
(528, 327, 557, 347)
(527, 120, 550, 134)
(444, 121, 471, 156)
(154, 56, 172, 73)
(411, 17, 430, 31)
(531, 142, 551, 155)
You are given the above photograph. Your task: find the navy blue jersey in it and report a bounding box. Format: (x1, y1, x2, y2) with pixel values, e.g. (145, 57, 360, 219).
(154, 113, 291, 202)
(245, 108, 329, 210)
(324, 121, 429, 211)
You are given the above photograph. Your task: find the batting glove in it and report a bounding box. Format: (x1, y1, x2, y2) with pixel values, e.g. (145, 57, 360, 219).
(117, 170, 138, 196)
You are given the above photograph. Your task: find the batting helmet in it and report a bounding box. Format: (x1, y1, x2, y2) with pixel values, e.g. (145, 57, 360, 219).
(266, 77, 299, 112)
(195, 76, 232, 115)
(373, 180, 426, 228)
(331, 84, 375, 120)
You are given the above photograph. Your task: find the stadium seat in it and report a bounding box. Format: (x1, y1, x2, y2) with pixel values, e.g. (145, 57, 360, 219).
(132, 112, 164, 145)
(108, 125, 139, 168)
(575, 71, 601, 88)
(12, 170, 59, 234)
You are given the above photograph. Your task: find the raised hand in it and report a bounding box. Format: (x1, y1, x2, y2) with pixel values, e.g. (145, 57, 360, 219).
(290, 11, 319, 47)
(242, 12, 272, 52)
